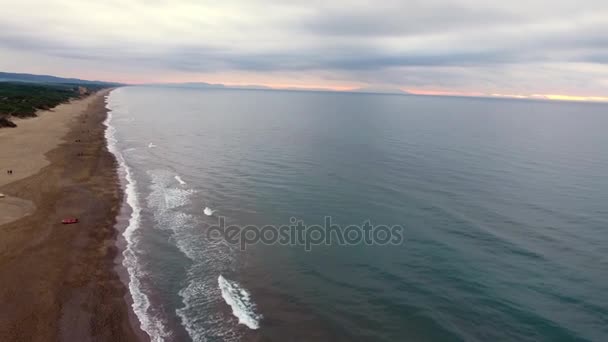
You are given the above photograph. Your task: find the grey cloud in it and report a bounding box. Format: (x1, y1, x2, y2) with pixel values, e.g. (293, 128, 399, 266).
(299, 2, 522, 37)
(0, 0, 607, 95)
(581, 52, 608, 64)
(159, 44, 520, 73)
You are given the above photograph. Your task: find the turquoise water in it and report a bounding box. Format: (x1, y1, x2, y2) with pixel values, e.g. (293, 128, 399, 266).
(106, 86, 608, 341)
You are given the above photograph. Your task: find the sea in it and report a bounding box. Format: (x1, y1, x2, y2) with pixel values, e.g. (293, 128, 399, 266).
(104, 86, 608, 342)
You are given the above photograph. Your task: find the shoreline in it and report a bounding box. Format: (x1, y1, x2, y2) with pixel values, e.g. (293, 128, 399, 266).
(0, 89, 146, 341)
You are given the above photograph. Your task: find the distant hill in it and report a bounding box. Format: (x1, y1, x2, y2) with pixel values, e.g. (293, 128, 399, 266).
(150, 82, 226, 89)
(149, 82, 273, 91)
(350, 86, 410, 95)
(148, 82, 411, 95)
(0, 71, 120, 86)
(0, 76, 116, 128)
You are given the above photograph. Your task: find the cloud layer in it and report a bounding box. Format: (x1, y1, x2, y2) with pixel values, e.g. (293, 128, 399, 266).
(1, 0, 607, 96)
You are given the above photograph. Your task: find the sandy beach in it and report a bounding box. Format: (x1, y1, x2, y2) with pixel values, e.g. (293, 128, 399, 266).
(0, 90, 144, 341)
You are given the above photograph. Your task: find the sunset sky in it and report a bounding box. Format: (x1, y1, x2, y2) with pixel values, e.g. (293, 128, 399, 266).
(1, 0, 607, 100)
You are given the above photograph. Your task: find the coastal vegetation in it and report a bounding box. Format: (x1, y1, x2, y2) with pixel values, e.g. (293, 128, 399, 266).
(0, 82, 107, 127)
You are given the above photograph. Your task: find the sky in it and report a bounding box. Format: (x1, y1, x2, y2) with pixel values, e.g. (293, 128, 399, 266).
(1, 0, 608, 100)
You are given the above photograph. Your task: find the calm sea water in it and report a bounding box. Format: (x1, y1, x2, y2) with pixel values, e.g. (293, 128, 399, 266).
(105, 86, 608, 342)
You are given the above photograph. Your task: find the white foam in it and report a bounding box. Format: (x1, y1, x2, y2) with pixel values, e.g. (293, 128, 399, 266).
(203, 207, 215, 216)
(148, 142, 156, 148)
(105, 91, 173, 342)
(145, 170, 201, 260)
(147, 171, 195, 215)
(176, 276, 239, 342)
(144, 170, 233, 340)
(218, 275, 262, 330)
(175, 175, 187, 185)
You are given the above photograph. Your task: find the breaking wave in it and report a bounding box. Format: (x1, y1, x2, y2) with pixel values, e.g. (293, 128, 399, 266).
(218, 275, 262, 330)
(175, 175, 187, 185)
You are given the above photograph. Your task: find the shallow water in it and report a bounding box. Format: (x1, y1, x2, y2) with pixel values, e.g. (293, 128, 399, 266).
(106, 86, 608, 341)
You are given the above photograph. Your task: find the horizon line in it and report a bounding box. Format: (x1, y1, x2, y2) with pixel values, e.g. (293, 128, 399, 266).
(2, 70, 607, 104)
(133, 81, 608, 104)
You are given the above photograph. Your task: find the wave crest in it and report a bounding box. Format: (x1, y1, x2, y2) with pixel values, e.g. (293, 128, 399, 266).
(218, 275, 262, 330)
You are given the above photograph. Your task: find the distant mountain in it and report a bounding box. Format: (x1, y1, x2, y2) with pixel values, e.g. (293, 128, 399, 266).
(149, 82, 273, 91)
(350, 86, 410, 95)
(156, 82, 226, 89)
(230, 84, 273, 90)
(146, 82, 410, 95)
(0, 71, 120, 86)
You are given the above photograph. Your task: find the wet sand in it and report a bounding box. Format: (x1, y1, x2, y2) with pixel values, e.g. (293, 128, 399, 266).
(0, 90, 145, 341)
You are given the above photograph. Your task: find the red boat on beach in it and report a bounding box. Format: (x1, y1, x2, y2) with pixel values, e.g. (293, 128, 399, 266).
(61, 218, 79, 224)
